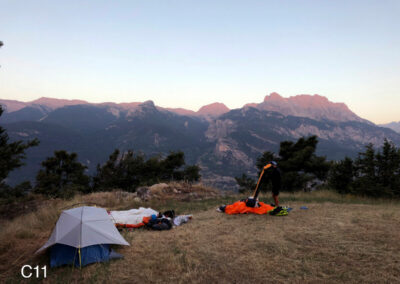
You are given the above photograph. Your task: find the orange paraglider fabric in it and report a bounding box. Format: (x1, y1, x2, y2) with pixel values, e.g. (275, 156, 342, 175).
(115, 216, 152, 229)
(115, 222, 144, 229)
(224, 201, 275, 215)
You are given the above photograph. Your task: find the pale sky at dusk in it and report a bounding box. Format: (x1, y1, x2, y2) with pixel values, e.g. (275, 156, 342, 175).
(0, 0, 399, 123)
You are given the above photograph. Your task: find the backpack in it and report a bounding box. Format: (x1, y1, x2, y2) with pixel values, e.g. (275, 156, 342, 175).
(245, 197, 258, 208)
(146, 218, 172, 230)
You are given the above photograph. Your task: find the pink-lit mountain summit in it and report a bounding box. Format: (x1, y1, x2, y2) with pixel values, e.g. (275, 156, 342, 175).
(251, 92, 365, 123)
(0, 92, 366, 123)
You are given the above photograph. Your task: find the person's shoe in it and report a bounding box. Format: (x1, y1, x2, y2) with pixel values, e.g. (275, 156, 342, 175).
(269, 207, 278, 215)
(276, 208, 288, 216)
(270, 206, 283, 215)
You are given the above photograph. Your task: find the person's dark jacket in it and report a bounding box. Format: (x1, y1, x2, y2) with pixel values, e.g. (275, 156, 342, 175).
(261, 166, 281, 194)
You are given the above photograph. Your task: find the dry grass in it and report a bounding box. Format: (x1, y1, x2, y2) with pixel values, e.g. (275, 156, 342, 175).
(1, 189, 400, 283)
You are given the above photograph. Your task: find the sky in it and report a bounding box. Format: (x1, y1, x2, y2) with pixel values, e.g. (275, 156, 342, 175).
(0, 0, 399, 124)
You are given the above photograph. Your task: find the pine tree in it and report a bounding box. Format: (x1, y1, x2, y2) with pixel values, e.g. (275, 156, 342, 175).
(270, 136, 329, 191)
(375, 139, 400, 197)
(237, 136, 330, 192)
(234, 174, 256, 193)
(353, 144, 379, 196)
(328, 157, 354, 194)
(34, 150, 90, 198)
(182, 165, 201, 182)
(0, 106, 39, 189)
(330, 140, 400, 198)
(92, 149, 122, 191)
(160, 151, 185, 180)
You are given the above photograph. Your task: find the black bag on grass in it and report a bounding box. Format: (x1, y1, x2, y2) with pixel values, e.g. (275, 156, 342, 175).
(146, 218, 172, 230)
(245, 198, 258, 208)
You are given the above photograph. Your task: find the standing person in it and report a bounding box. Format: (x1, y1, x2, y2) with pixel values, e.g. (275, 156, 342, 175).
(245, 161, 282, 208)
(269, 161, 281, 207)
(258, 161, 281, 207)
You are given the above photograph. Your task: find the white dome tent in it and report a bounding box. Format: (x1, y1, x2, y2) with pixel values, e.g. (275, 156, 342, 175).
(37, 206, 129, 267)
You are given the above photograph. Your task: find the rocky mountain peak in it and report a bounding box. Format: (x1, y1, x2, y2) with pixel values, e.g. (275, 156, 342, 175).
(197, 102, 230, 117)
(126, 100, 158, 118)
(264, 92, 285, 102)
(139, 100, 156, 109)
(291, 94, 329, 107)
(259, 92, 364, 122)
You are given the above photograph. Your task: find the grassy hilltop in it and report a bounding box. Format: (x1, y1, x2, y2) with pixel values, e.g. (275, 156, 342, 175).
(0, 188, 400, 283)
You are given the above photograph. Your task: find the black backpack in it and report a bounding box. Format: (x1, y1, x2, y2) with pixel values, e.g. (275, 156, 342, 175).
(245, 197, 258, 208)
(146, 218, 172, 230)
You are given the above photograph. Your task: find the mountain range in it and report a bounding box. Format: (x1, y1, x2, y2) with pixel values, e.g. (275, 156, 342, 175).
(1, 93, 399, 189)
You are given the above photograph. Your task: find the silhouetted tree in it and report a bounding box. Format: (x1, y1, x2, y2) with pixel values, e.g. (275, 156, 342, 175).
(161, 151, 185, 180)
(234, 173, 257, 193)
(34, 150, 90, 198)
(92, 149, 121, 191)
(329, 140, 400, 197)
(0, 106, 39, 196)
(182, 165, 201, 182)
(353, 144, 380, 196)
(328, 157, 354, 194)
(252, 136, 330, 192)
(375, 139, 400, 196)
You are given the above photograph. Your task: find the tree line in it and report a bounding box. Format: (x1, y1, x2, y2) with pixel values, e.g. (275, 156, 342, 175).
(329, 140, 400, 198)
(236, 137, 400, 198)
(33, 149, 200, 199)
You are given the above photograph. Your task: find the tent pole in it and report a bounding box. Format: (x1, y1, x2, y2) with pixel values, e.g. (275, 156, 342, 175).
(78, 247, 82, 269)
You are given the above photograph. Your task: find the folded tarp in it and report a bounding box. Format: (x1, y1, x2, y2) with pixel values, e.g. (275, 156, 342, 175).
(224, 201, 275, 215)
(109, 207, 158, 228)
